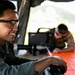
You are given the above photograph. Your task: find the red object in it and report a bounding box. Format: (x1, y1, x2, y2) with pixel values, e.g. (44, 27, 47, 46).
(46, 52, 52, 56)
(52, 51, 75, 75)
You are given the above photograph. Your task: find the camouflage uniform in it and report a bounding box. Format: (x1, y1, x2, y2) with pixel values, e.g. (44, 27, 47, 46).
(49, 28, 75, 51)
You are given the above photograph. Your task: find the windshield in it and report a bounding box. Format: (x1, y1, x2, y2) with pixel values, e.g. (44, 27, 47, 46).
(24, 1, 75, 45)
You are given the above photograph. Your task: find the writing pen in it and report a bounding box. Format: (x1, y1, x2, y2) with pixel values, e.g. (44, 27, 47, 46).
(45, 46, 52, 56)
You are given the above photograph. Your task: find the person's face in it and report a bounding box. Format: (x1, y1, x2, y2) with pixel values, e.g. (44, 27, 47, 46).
(54, 28, 67, 39)
(0, 9, 18, 43)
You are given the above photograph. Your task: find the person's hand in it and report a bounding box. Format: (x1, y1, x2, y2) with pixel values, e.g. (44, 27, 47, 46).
(50, 56, 67, 72)
(34, 56, 67, 74)
(53, 48, 61, 53)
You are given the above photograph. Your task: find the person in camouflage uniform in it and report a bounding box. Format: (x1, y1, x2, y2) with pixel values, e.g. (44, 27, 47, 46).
(49, 24, 75, 53)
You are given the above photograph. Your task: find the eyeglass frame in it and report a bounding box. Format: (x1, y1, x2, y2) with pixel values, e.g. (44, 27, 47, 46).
(0, 19, 19, 27)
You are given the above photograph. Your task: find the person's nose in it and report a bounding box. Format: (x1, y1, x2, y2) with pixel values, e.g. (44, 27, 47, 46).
(13, 26, 18, 33)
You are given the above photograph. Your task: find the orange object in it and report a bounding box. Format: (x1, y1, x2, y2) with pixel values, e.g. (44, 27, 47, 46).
(46, 52, 52, 56)
(51, 51, 75, 75)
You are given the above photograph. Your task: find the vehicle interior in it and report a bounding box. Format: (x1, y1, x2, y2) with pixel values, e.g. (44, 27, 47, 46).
(5, 0, 75, 75)
(9, 0, 75, 51)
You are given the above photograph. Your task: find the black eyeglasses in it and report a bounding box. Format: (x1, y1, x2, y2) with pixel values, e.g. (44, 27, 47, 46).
(0, 19, 18, 27)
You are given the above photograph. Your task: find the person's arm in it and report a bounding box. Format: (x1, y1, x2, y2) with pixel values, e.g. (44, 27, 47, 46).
(0, 58, 37, 75)
(0, 56, 67, 75)
(61, 32, 75, 52)
(34, 56, 67, 74)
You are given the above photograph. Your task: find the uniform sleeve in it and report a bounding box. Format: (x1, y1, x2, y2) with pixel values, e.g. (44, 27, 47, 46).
(66, 31, 75, 48)
(0, 58, 37, 75)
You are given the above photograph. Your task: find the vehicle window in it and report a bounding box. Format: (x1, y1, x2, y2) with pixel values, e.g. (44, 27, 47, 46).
(24, 1, 75, 45)
(11, 1, 18, 12)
